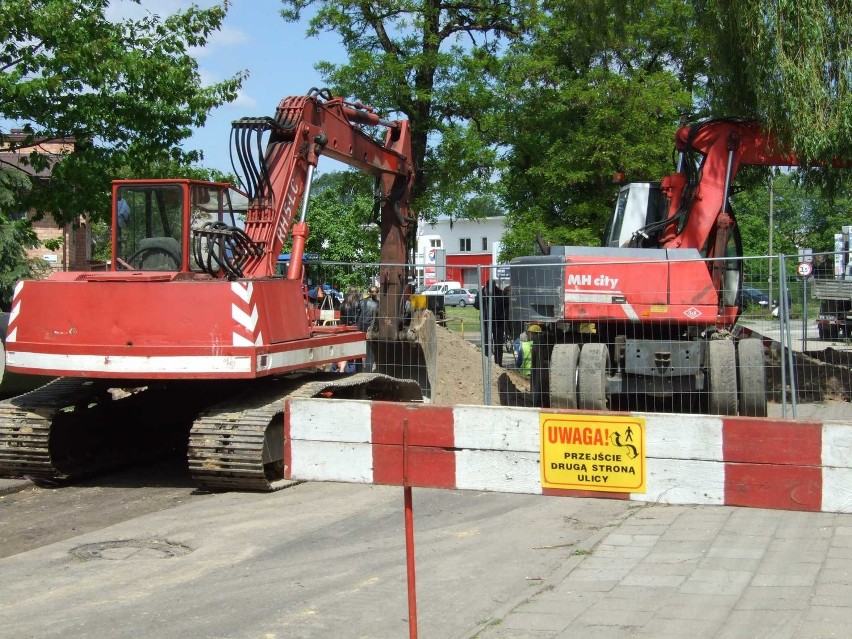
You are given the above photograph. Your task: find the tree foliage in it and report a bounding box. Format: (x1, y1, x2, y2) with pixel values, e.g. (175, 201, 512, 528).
(700, 0, 852, 163)
(279, 0, 530, 221)
(733, 172, 852, 260)
(285, 170, 380, 263)
(0, 0, 245, 228)
(495, 0, 699, 258)
(283, 0, 852, 263)
(0, 167, 47, 306)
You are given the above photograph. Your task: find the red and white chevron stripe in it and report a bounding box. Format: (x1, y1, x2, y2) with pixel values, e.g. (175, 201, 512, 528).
(284, 399, 852, 514)
(231, 282, 263, 347)
(5, 281, 24, 343)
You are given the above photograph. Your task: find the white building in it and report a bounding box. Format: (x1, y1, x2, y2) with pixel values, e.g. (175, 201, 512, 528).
(415, 216, 506, 288)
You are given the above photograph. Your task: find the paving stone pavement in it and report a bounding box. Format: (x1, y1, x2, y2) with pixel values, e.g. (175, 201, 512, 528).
(462, 504, 852, 639)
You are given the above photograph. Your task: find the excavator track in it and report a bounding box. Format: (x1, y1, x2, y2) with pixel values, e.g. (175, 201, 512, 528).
(0, 378, 235, 484)
(0, 372, 421, 490)
(0, 378, 97, 481)
(188, 372, 422, 492)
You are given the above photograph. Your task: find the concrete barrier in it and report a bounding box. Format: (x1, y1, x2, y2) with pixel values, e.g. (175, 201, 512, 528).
(284, 399, 852, 513)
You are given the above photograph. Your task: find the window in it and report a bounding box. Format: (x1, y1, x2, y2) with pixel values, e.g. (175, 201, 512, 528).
(482, 237, 488, 251)
(430, 238, 442, 248)
(116, 184, 184, 271)
(459, 237, 471, 252)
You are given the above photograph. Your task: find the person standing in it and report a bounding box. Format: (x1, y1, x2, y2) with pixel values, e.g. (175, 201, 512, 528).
(481, 280, 507, 367)
(337, 286, 362, 372)
(357, 286, 380, 372)
(492, 283, 508, 367)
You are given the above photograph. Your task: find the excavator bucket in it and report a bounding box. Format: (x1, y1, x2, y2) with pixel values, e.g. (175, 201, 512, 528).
(371, 307, 437, 401)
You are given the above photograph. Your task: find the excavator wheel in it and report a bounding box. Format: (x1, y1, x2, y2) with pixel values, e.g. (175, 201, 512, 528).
(549, 344, 580, 409)
(737, 338, 767, 417)
(707, 340, 737, 416)
(578, 343, 609, 410)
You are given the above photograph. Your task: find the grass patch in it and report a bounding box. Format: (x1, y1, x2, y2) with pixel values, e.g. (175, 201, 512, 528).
(444, 305, 481, 333)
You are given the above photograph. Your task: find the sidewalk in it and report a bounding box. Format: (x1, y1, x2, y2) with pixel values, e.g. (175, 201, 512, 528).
(464, 503, 852, 639)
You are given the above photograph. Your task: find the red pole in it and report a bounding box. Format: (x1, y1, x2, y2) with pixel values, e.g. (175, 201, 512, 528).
(403, 418, 418, 638)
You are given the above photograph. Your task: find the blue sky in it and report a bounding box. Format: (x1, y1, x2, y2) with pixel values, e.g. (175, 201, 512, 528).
(109, 0, 348, 175)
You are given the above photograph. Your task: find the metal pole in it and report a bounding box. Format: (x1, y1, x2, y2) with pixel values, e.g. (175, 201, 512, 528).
(779, 255, 798, 418)
(478, 265, 491, 405)
(768, 175, 774, 303)
(778, 255, 787, 417)
(402, 418, 418, 639)
(802, 276, 808, 352)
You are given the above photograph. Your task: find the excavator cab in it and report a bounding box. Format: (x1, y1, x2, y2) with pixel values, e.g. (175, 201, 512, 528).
(603, 182, 666, 248)
(112, 180, 244, 273)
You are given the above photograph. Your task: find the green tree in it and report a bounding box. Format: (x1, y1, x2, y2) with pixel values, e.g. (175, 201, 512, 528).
(0, 0, 245, 241)
(733, 172, 852, 263)
(699, 0, 852, 163)
(0, 168, 48, 306)
(279, 0, 531, 222)
(300, 171, 380, 263)
(495, 0, 699, 258)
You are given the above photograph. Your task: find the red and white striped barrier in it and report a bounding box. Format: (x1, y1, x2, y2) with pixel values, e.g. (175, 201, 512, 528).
(283, 400, 852, 514)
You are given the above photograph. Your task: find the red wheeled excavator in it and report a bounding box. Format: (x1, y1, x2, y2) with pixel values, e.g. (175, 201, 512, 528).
(0, 89, 436, 490)
(511, 118, 805, 416)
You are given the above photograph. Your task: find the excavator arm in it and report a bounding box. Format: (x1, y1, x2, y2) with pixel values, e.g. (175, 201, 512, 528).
(225, 89, 415, 280)
(654, 119, 800, 302)
(215, 89, 419, 344)
(659, 119, 799, 255)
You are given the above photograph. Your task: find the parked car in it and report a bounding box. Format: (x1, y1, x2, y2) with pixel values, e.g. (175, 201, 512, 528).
(738, 286, 770, 308)
(422, 281, 462, 295)
(444, 288, 476, 307)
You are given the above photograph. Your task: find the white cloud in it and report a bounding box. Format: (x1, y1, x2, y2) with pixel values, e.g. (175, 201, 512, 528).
(231, 90, 258, 109)
(190, 25, 249, 58)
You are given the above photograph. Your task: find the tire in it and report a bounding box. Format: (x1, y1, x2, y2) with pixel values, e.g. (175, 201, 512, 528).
(737, 338, 767, 417)
(458, 300, 466, 307)
(549, 344, 580, 409)
(578, 343, 609, 410)
(707, 340, 737, 416)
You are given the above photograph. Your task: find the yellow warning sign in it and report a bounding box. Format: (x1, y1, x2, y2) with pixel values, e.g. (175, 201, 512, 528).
(540, 414, 646, 493)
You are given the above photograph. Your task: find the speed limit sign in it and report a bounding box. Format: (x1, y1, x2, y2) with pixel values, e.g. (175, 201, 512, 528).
(797, 261, 813, 278)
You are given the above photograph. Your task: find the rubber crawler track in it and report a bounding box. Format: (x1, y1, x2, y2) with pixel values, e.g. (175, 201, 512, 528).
(188, 373, 422, 492)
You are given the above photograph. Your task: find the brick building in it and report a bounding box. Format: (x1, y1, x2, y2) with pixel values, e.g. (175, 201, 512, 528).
(0, 129, 91, 271)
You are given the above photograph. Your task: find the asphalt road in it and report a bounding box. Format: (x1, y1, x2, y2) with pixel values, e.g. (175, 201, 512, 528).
(0, 460, 633, 639)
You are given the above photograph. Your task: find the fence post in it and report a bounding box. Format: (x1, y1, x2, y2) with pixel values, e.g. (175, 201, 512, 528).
(478, 264, 492, 405)
(778, 255, 798, 418)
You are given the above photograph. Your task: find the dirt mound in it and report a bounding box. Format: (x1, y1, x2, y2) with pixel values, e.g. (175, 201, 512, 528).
(432, 326, 528, 405)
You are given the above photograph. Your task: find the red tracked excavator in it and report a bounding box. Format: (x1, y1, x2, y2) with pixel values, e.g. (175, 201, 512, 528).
(511, 118, 808, 416)
(0, 89, 436, 490)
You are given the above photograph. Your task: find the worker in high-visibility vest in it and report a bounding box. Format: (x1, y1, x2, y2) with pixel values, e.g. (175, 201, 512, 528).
(514, 325, 540, 377)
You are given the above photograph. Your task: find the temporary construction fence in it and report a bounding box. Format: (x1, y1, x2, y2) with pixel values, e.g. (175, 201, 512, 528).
(475, 252, 852, 418)
(286, 253, 850, 416)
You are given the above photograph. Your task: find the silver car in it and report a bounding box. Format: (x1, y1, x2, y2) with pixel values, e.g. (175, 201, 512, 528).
(444, 288, 476, 307)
